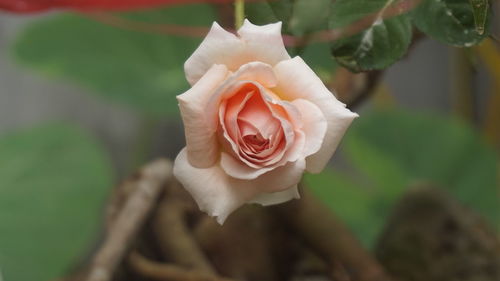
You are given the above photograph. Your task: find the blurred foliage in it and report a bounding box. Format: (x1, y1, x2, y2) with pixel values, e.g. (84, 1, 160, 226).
(15, 2, 341, 116)
(412, 0, 490, 46)
(331, 14, 412, 72)
(13, 4, 217, 116)
(469, 0, 489, 35)
(329, 0, 412, 72)
(6, 0, 499, 267)
(265, 0, 492, 72)
(267, 0, 332, 34)
(305, 109, 499, 247)
(0, 124, 113, 281)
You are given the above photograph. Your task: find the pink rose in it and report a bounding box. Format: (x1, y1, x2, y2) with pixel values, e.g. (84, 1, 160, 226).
(174, 19, 358, 224)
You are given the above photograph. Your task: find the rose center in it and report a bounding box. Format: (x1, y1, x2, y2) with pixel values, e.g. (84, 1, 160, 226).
(243, 133, 270, 153)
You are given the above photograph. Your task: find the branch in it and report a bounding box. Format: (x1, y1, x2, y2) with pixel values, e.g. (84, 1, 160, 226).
(128, 252, 235, 281)
(274, 187, 392, 281)
(152, 181, 216, 274)
(84, 159, 173, 281)
(333, 70, 382, 109)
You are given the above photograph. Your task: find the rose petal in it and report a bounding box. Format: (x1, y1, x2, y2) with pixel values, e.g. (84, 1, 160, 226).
(237, 19, 290, 68)
(218, 82, 292, 168)
(250, 185, 300, 206)
(291, 99, 327, 157)
(177, 64, 229, 168)
(174, 148, 304, 224)
(220, 149, 305, 191)
(273, 57, 358, 173)
(206, 62, 278, 130)
(253, 158, 305, 192)
(231, 61, 278, 88)
(184, 20, 289, 85)
(174, 148, 258, 224)
(184, 22, 243, 85)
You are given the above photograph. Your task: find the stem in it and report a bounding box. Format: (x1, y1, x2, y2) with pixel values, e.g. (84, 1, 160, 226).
(234, 0, 245, 30)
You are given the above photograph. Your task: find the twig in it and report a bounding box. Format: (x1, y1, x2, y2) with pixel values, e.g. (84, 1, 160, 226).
(274, 187, 392, 281)
(330, 68, 383, 109)
(84, 159, 173, 281)
(128, 252, 235, 281)
(152, 185, 216, 274)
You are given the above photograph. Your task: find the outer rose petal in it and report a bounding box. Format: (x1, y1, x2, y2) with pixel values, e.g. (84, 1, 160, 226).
(251, 157, 306, 192)
(177, 64, 229, 168)
(184, 22, 243, 85)
(174, 148, 303, 224)
(174, 148, 258, 224)
(219, 145, 306, 183)
(237, 19, 290, 69)
(250, 185, 300, 206)
(291, 99, 327, 157)
(273, 57, 358, 173)
(184, 20, 290, 85)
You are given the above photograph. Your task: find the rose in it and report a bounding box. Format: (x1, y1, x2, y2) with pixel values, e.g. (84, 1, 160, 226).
(174, 19, 358, 224)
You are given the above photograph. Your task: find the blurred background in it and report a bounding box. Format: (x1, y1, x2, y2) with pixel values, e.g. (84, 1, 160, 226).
(0, 1, 499, 281)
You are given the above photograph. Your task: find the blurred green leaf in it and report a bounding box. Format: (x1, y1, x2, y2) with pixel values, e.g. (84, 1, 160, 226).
(329, 0, 390, 29)
(330, 0, 412, 72)
(13, 4, 217, 116)
(0, 124, 113, 281)
(305, 170, 383, 246)
(306, 109, 499, 247)
(412, 0, 490, 46)
(246, 1, 279, 26)
(245, 3, 339, 84)
(298, 42, 339, 84)
(266, 0, 331, 35)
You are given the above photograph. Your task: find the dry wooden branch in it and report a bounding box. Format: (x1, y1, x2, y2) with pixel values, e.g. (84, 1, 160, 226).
(274, 187, 392, 281)
(152, 184, 216, 274)
(128, 252, 235, 281)
(84, 159, 173, 281)
(332, 69, 382, 109)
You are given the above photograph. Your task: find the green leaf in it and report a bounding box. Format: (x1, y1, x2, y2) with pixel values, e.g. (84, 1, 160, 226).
(306, 109, 499, 247)
(412, 0, 490, 47)
(13, 5, 217, 116)
(469, 0, 489, 35)
(0, 124, 113, 281)
(245, 1, 279, 26)
(300, 42, 339, 82)
(331, 14, 412, 72)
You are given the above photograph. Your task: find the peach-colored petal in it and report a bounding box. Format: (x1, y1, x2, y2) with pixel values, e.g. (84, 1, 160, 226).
(221, 89, 254, 142)
(252, 158, 306, 192)
(174, 148, 258, 224)
(184, 22, 243, 85)
(291, 99, 327, 157)
(220, 152, 272, 179)
(177, 64, 229, 168)
(174, 148, 304, 224)
(184, 20, 290, 85)
(206, 62, 277, 130)
(218, 82, 294, 169)
(273, 57, 358, 173)
(230, 61, 278, 88)
(250, 185, 300, 206)
(237, 19, 290, 68)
